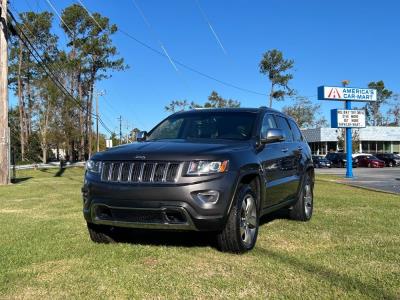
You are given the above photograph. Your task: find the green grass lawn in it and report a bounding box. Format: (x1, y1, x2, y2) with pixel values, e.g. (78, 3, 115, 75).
(0, 168, 399, 299)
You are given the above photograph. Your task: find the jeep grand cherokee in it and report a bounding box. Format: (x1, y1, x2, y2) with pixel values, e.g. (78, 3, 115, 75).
(82, 107, 314, 253)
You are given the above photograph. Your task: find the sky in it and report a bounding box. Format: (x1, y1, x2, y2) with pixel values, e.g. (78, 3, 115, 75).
(10, 0, 400, 135)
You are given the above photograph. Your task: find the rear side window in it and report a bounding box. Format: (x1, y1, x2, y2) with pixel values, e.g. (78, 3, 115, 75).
(260, 114, 277, 137)
(275, 116, 293, 142)
(288, 119, 303, 142)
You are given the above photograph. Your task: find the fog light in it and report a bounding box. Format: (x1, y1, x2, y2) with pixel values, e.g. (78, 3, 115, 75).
(195, 190, 219, 203)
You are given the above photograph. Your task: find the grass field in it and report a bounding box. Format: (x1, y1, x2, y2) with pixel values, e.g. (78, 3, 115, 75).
(0, 168, 399, 299)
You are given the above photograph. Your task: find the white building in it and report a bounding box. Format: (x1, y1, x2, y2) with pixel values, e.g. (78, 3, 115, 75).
(301, 126, 400, 155)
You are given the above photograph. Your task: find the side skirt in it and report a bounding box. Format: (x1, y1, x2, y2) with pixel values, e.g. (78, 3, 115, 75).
(261, 198, 296, 216)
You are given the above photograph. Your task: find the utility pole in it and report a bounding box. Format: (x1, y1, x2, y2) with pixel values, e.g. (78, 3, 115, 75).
(118, 115, 122, 145)
(95, 90, 105, 152)
(0, 0, 9, 185)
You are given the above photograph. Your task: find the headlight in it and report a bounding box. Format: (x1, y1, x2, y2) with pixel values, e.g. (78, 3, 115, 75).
(86, 160, 101, 173)
(187, 160, 229, 175)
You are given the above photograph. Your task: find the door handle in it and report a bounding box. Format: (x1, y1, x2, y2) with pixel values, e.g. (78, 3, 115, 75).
(281, 148, 289, 153)
(297, 146, 303, 151)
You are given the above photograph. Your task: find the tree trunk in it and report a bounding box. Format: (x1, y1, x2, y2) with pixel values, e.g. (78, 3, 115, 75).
(269, 83, 274, 108)
(78, 73, 85, 161)
(87, 71, 96, 158)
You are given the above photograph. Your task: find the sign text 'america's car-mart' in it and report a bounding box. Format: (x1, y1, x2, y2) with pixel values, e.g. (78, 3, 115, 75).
(318, 86, 377, 101)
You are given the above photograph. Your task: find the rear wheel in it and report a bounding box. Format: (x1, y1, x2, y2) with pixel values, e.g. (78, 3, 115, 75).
(389, 161, 394, 167)
(338, 161, 344, 168)
(87, 222, 116, 243)
(217, 184, 259, 253)
(290, 172, 313, 221)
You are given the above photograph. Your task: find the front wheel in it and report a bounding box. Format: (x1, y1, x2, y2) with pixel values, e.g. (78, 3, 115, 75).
(87, 222, 116, 243)
(290, 173, 314, 221)
(216, 185, 259, 253)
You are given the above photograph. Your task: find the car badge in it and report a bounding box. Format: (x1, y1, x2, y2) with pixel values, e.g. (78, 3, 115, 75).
(135, 155, 146, 160)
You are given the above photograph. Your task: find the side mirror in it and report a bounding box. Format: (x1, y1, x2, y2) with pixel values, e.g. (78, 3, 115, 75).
(260, 129, 285, 144)
(136, 131, 147, 142)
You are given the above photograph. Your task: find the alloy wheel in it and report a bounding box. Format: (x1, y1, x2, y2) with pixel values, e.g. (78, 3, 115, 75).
(304, 183, 313, 218)
(239, 194, 257, 247)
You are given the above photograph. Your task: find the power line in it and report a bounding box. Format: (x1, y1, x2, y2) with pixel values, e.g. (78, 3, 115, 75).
(77, 0, 266, 97)
(194, 0, 227, 55)
(8, 10, 114, 135)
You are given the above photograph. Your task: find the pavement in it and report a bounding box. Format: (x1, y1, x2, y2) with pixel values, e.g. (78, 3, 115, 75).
(316, 167, 400, 194)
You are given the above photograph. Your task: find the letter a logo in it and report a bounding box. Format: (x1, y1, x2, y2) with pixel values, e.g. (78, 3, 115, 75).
(327, 88, 342, 99)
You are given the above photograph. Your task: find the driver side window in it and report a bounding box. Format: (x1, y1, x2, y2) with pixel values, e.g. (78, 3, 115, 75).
(261, 114, 277, 138)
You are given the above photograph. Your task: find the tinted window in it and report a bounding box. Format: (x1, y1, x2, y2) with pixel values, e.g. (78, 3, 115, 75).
(288, 119, 303, 142)
(275, 116, 293, 142)
(260, 114, 277, 137)
(148, 112, 257, 141)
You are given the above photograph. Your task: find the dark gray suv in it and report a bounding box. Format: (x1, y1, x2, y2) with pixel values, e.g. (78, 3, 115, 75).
(82, 107, 314, 253)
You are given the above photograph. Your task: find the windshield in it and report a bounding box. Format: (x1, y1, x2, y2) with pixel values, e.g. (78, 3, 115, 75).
(147, 111, 257, 141)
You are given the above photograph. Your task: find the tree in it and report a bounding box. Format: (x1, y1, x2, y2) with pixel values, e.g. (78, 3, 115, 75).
(259, 49, 294, 108)
(165, 91, 240, 113)
(366, 81, 392, 126)
(61, 4, 127, 158)
(282, 97, 326, 128)
(204, 91, 240, 108)
(337, 128, 360, 153)
(387, 94, 400, 126)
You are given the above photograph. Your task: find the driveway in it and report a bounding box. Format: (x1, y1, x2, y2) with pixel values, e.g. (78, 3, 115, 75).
(316, 167, 400, 194)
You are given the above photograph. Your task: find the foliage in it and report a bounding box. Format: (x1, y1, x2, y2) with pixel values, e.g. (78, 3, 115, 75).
(282, 96, 326, 128)
(8, 6, 126, 163)
(259, 49, 294, 108)
(165, 91, 240, 113)
(337, 128, 360, 152)
(366, 81, 392, 126)
(387, 94, 400, 126)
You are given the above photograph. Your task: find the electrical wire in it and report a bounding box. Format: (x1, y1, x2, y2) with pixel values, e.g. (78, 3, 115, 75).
(77, 0, 266, 97)
(8, 10, 114, 135)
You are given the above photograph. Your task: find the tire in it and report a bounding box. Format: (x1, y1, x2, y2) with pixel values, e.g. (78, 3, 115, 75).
(338, 161, 344, 168)
(368, 163, 371, 168)
(216, 184, 259, 253)
(290, 172, 314, 221)
(389, 161, 394, 167)
(87, 222, 115, 243)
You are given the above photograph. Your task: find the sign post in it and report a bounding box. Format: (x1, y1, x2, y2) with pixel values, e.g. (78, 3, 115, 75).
(318, 85, 376, 179)
(345, 100, 353, 178)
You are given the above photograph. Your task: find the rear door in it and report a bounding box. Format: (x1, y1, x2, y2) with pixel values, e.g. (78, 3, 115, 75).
(288, 119, 305, 194)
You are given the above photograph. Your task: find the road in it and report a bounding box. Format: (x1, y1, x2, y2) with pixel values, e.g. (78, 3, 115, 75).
(316, 167, 400, 194)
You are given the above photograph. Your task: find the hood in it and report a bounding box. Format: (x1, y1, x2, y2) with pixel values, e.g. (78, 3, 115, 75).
(92, 140, 252, 161)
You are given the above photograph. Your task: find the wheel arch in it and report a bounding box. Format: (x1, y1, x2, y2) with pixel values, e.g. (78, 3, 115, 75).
(226, 171, 264, 218)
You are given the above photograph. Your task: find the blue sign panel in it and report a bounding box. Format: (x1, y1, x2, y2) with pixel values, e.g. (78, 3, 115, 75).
(318, 86, 377, 102)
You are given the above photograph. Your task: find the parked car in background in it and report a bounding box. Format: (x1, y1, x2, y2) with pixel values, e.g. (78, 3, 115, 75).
(356, 155, 385, 168)
(374, 153, 400, 167)
(325, 152, 357, 168)
(312, 156, 331, 168)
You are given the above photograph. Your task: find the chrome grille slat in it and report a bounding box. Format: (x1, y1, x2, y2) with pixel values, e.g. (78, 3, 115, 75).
(101, 161, 181, 184)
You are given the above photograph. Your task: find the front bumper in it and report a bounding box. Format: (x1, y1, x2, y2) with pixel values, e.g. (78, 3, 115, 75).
(82, 171, 238, 231)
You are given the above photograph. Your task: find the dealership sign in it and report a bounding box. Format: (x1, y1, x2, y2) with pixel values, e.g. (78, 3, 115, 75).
(318, 86, 377, 102)
(331, 109, 366, 128)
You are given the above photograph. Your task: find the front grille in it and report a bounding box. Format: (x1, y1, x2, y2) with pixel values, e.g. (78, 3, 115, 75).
(101, 161, 181, 183)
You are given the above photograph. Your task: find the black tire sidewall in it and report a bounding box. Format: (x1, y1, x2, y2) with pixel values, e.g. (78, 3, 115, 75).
(234, 185, 259, 251)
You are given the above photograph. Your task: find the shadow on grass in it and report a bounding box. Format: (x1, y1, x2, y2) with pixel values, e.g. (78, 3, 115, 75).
(11, 177, 32, 184)
(55, 168, 66, 177)
(113, 229, 218, 249)
(104, 211, 285, 250)
(257, 248, 395, 299)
